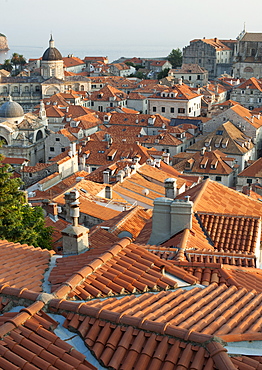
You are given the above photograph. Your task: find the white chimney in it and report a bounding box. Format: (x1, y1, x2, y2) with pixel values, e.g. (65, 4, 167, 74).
(148, 198, 172, 245)
(103, 170, 110, 184)
(164, 178, 177, 199)
(170, 196, 193, 237)
(105, 185, 112, 199)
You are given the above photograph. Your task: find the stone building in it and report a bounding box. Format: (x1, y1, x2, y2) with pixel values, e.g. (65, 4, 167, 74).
(0, 36, 91, 111)
(183, 38, 235, 78)
(233, 30, 262, 78)
(0, 97, 48, 165)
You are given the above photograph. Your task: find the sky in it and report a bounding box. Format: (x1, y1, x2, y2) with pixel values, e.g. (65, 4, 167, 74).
(1, 0, 262, 62)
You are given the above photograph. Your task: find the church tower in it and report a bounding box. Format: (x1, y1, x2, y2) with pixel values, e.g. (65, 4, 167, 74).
(41, 35, 64, 80)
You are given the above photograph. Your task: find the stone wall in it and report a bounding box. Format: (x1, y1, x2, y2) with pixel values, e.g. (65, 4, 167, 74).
(0, 34, 9, 51)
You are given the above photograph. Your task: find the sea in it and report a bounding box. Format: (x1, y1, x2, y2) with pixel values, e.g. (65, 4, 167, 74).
(0, 43, 174, 65)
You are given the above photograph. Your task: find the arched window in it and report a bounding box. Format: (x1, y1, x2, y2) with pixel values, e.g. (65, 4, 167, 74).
(25, 86, 29, 92)
(13, 86, 18, 92)
(81, 85, 85, 91)
(36, 130, 43, 141)
(3, 86, 7, 93)
(0, 136, 8, 145)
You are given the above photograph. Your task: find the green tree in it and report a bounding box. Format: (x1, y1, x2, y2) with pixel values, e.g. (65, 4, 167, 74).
(0, 155, 53, 249)
(11, 53, 19, 72)
(158, 68, 170, 80)
(18, 54, 26, 71)
(167, 48, 183, 68)
(0, 59, 13, 72)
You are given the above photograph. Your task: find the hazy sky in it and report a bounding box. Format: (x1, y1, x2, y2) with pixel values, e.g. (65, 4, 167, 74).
(1, 0, 262, 61)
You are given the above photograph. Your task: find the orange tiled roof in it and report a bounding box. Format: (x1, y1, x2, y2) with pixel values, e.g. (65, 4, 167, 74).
(192, 37, 231, 51)
(197, 212, 260, 254)
(49, 237, 197, 299)
(177, 178, 262, 217)
(0, 307, 96, 369)
(238, 156, 262, 178)
(0, 240, 52, 292)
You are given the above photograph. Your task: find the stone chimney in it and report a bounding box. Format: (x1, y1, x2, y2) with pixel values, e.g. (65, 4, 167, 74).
(105, 185, 112, 199)
(103, 170, 110, 184)
(164, 178, 177, 199)
(116, 170, 125, 183)
(62, 189, 89, 255)
(170, 196, 193, 237)
(148, 198, 172, 245)
(148, 196, 194, 245)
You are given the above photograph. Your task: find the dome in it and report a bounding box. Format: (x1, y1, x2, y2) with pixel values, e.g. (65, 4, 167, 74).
(42, 47, 62, 61)
(0, 99, 24, 118)
(42, 35, 62, 61)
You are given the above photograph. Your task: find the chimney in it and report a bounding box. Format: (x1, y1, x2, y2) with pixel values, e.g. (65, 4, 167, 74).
(170, 196, 193, 237)
(148, 198, 172, 245)
(62, 189, 89, 255)
(164, 178, 177, 199)
(105, 185, 112, 199)
(103, 170, 110, 184)
(116, 170, 125, 183)
(162, 152, 170, 165)
(201, 147, 206, 155)
(178, 78, 183, 85)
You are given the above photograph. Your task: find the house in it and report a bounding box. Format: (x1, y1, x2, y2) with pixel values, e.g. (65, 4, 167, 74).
(89, 85, 128, 112)
(173, 148, 237, 187)
(236, 156, 262, 190)
(126, 92, 148, 113)
(109, 63, 135, 77)
(62, 55, 86, 74)
(148, 81, 202, 119)
(204, 104, 262, 157)
(168, 63, 208, 87)
(230, 77, 262, 109)
(186, 121, 255, 171)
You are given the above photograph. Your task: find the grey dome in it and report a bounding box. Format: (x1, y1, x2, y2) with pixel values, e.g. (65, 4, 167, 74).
(42, 47, 62, 61)
(0, 100, 24, 118)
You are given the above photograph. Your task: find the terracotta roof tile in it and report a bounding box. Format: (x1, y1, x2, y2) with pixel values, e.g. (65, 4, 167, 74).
(0, 240, 52, 292)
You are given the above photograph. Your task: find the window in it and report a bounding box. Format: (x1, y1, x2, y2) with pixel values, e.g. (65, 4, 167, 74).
(55, 138, 60, 141)
(50, 147, 54, 152)
(216, 130, 223, 135)
(178, 108, 185, 113)
(61, 148, 65, 152)
(161, 107, 165, 113)
(91, 101, 94, 106)
(241, 90, 245, 94)
(189, 76, 191, 80)
(189, 107, 191, 113)
(247, 178, 252, 184)
(197, 75, 200, 80)
(199, 59, 201, 63)
(170, 107, 174, 113)
(203, 175, 209, 180)
(152, 107, 156, 112)
(215, 176, 222, 181)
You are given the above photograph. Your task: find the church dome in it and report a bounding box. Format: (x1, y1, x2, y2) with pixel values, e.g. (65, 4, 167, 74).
(0, 99, 24, 118)
(42, 35, 62, 61)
